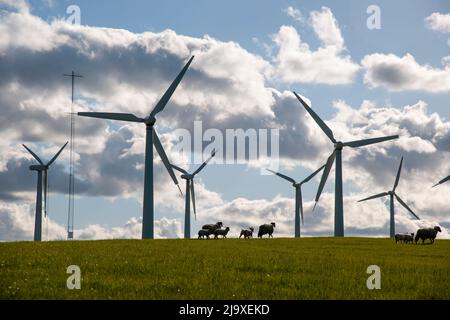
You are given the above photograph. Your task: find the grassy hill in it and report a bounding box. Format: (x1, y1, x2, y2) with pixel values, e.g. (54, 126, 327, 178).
(0, 237, 449, 299)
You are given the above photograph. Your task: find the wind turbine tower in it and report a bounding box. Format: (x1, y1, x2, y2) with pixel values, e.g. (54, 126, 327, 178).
(171, 149, 216, 239)
(78, 56, 194, 239)
(23, 142, 68, 241)
(294, 92, 399, 237)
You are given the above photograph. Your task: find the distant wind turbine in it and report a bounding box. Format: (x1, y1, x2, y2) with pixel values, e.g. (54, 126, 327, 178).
(358, 157, 420, 238)
(432, 174, 450, 188)
(171, 149, 216, 239)
(267, 164, 325, 237)
(293, 91, 399, 237)
(23, 142, 68, 241)
(78, 56, 194, 239)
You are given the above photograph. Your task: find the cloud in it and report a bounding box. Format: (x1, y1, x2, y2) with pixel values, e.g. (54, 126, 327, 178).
(0, 202, 183, 241)
(272, 8, 359, 85)
(77, 217, 182, 240)
(310, 6, 344, 50)
(425, 12, 450, 46)
(425, 12, 450, 34)
(0, 0, 29, 13)
(361, 53, 450, 92)
(0, 203, 66, 241)
(285, 6, 303, 22)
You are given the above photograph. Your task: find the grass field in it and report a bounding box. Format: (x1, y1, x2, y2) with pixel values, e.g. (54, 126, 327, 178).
(0, 237, 449, 300)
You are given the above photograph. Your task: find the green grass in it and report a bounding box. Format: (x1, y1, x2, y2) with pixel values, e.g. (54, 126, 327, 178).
(0, 238, 449, 299)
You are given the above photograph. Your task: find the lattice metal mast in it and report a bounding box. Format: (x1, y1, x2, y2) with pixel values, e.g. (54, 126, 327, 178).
(64, 71, 82, 239)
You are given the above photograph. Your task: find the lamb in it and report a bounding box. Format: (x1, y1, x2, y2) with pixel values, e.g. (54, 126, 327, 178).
(198, 229, 212, 239)
(213, 227, 230, 239)
(239, 227, 254, 239)
(415, 226, 442, 244)
(258, 222, 276, 238)
(202, 222, 223, 234)
(394, 233, 414, 244)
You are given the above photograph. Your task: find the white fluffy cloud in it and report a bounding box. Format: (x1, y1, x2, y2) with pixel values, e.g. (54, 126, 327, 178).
(310, 6, 344, 50)
(285, 6, 303, 22)
(361, 53, 450, 92)
(425, 12, 450, 46)
(272, 7, 359, 85)
(0, 202, 182, 241)
(426, 12, 450, 34)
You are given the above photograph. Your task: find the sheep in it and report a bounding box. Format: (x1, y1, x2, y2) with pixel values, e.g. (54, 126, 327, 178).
(394, 234, 404, 243)
(258, 222, 276, 238)
(239, 227, 254, 239)
(415, 226, 442, 244)
(213, 227, 230, 239)
(394, 233, 414, 244)
(404, 233, 414, 244)
(202, 222, 223, 234)
(198, 229, 212, 239)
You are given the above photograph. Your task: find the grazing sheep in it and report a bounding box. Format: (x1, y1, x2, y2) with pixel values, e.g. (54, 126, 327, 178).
(404, 233, 414, 244)
(394, 234, 403, 243)
(258, 222, 276, 238)
(198, 229, 212, 239)
(202, 222, 223, 234)
(239, 227, 254, 239)
(394, 233, 414, 244)
(213, 227, 230, 239)
(415, 226, 442, 244)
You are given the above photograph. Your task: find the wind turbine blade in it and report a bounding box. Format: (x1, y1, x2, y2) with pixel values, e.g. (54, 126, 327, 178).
(393, 156, 403, 192)
(190, 180, 196, 220)
(315, 151, 336, 203)
(22, 144, 44, 165)
(153, 131, 179, 187)
(358, 192, 389, 202)
(171, 164, 188, 175)
(432, 174, 450, 188)
(43, 171, 48, 217)
(300, 164, 326, 184)
(298, 189, 304, 225)
(193, 149, 216, 176)
(177, 184, 183, 197)
(47, 141, 68, 166)
(78, 112, 144, 123)
(150, 56, 195, 118)
(343, 135, 399, 148)
(395, 194, 420, 220)
(266, 169, 296, 184)
(293, 91, 336, 143)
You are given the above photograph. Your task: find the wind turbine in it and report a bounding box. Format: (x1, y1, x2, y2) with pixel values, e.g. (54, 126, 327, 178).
(293, 92, 399, 237)
(171, 149, 216, 239)
(23, 142, 68, 241)
(432, 174, 450, 188)
(78, 56, 194, 239)
(267, 164, 325, 238)
(358, 157, 420, 238)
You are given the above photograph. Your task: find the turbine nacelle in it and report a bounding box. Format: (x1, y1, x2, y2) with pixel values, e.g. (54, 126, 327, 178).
(181, 174, 194, 180)
(29, 164, 47, 171)
(334, 141, 344, 150)
(144, 116, 156, 126)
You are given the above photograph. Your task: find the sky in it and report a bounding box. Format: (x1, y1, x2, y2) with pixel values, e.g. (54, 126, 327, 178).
(1, 0, 450, 241)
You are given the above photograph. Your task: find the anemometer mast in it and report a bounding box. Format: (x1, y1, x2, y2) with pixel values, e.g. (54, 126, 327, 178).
(64, 71, 82, 239)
